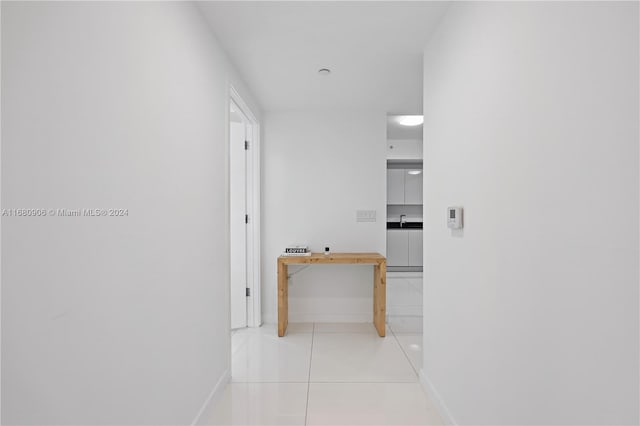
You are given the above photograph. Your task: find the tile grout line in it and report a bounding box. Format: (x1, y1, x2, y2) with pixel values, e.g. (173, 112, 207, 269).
(228, 381, 309, 383)
(304, 323, 315, 426)
(307, 381, 420, 384)
(390, 322, 420, 378)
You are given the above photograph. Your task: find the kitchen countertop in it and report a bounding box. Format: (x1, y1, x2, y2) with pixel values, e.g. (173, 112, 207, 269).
(387, 222, 423, 229)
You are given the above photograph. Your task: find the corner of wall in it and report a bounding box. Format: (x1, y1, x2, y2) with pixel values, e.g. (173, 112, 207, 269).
(419, 369, 457, 426)
(190, 368, 231, 426)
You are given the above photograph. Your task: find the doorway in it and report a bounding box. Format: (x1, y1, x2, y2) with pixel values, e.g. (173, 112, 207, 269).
(385, 114, 423, 333)
(229, 87, 261, 329)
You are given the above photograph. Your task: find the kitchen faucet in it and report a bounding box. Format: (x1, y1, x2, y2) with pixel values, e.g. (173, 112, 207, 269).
(400, 214, 406, 227)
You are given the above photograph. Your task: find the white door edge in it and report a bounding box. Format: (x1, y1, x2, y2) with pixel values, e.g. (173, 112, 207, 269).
(230, 86, 261, 328)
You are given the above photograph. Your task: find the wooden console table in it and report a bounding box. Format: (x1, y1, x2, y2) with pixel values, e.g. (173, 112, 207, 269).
(277, 252, 387, 337)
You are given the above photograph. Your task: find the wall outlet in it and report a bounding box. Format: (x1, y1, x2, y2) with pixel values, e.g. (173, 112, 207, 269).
(356, 210, 376, 222)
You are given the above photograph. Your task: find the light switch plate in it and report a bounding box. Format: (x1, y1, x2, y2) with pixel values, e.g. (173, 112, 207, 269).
(356, 210, 376, 222)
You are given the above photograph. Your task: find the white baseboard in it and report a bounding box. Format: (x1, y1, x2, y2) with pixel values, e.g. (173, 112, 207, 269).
(262, 314, 276, 325)
(191, 368, 230, 426)
(386, 306, 423, 316)
(419, 369, 457, 426)
(262, 312, 424, 323)
(288, 312, 372, 323)
(387, 271, 423, 279)
(262, 313, 372, 324)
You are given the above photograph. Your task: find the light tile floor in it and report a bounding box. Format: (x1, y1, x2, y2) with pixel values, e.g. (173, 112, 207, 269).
(387, 272, 423, 318)
(199, 318, 440, 425)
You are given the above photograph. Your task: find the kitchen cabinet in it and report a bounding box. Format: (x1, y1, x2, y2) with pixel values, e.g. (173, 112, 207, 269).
(386, 230, 408, 266)
(387, 168, 423, 205)
(404, 171, 423, 205)
(408, 230, 423, 267)
(386, 169, 405, 205)
(387, 229, 423, 267)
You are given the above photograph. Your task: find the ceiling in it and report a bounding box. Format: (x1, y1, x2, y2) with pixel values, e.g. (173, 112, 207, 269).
(387, 115, 423, 140)
(198, 1, 450, 113)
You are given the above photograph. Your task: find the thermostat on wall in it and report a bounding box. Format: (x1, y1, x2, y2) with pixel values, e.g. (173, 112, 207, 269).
(447, 207, 463, 229)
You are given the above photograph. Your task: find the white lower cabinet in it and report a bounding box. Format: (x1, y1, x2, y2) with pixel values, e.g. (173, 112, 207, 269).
(387, 229, 423, 267)
(386, 230, 409, 266)
(408, 230, 423, 267)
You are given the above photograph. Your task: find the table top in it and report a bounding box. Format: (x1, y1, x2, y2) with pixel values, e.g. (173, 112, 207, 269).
(278, 252, 386, 265)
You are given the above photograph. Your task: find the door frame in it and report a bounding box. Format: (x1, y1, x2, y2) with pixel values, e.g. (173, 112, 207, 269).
(229, 85, 261, 327)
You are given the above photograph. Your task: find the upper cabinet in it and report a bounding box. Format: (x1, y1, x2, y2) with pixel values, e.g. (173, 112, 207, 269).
(387, 167, 423, 205)
(387, 169, 405, 205)
(404, 170, 423, 205)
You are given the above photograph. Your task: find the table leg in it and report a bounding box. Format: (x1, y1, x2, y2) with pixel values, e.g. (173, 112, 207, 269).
(278, 262, 288, 337)
(373, 260, 386, 337)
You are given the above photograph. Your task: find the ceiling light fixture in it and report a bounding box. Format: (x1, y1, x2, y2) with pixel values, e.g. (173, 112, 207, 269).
(318, 68, 331, 76)
(408, 170, 422, 175)
(398, 115, 424, 126)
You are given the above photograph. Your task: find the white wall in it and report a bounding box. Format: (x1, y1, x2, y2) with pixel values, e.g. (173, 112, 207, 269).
(1, 2, 259, 424)
(262, 111, 386, 323)
(386, 139, 423, 160)
(422, 2, 638, 425)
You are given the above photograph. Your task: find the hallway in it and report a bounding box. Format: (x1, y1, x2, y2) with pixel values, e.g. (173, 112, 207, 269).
(198, 320, 437, 425)
(1, 2, 637, 424)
